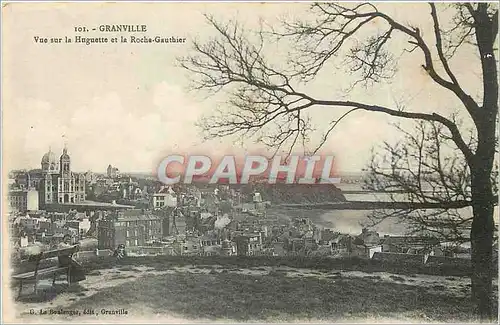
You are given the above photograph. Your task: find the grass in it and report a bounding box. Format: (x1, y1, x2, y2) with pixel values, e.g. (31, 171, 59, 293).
(65, 271, 483, 322)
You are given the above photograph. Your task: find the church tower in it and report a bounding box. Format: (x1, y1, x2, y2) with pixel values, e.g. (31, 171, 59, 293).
(60, 145, 71, 177)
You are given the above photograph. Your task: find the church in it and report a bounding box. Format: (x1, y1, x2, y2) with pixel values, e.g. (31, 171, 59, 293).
(40, 146, 86, 204)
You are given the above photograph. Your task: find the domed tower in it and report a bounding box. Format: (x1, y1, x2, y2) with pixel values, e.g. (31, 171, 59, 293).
(60, 145, 71, 176)
(41, 147, 59, 173)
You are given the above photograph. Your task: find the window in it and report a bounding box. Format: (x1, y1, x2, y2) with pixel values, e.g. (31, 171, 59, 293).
(134, 239, 138, 246)
(134, 229, 138, 236)
(126, 230, 130, 237)
(126, 240, 130, 246)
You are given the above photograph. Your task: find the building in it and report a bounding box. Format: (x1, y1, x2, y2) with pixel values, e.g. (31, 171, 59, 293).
(85, 171, 98, 184)
(221, 239, 235, 256)
(176, 236, 202, 256)
(14, 170, 44, 190)
(39, 146, 86, 205)
(152, 207, 177, 238)
(8, 188, 39, 212)
(234, 232, 262, 256)
(97, 209, 162, 249)
(107, 164, 120, 178)
(151, 187, 177, 209)
(357, 228, 381, 246)
(66, 217, 91, 239)
(15, 215, 40, 231)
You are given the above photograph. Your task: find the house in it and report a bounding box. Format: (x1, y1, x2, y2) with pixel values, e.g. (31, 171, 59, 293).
(201, 192, 219, 213)
(272, 242, 286, 256)
(200, 234, 221, 247)
(176, 236, 202, 256)
(357, 228, 381, 246)
(152, 206, 176, 238)
(203, 244, 222, 256)
(288, 238, 305, 255)
(331, 234, 352, 253)
(303, 237, 318, 250)
(17, 215, 41, 231)
(234, 232, 262, 256)
(8, 188, 39, 212)
(151, 187, 177, 209)
(106, 164, 120, 178)
(19, 236, 29, 247)
(97, 209, 162, 249)
(38, 220, 52, 232)
(367, 245, 383, 258)
(310, 245, 333, 256)
(66, 217, 91, 238)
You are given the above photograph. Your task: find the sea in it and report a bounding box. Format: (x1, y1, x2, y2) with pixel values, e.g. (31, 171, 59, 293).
(315, 183, 483, 238)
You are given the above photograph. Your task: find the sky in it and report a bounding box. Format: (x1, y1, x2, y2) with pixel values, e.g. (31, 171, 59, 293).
(2, 2, 485, 174)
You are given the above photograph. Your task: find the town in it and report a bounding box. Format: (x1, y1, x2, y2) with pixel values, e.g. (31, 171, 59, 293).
(8, 146, 472, 266)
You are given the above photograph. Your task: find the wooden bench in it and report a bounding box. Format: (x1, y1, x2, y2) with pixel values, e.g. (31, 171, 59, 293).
(12, 245, 79, 299)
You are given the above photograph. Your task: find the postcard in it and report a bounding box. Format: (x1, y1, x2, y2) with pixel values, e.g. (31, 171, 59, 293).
(2, 1, 498, 323)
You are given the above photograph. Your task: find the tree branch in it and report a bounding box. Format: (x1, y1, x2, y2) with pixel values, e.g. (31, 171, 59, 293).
(429, 3, 460, 86)
(310, 99, 475, 165)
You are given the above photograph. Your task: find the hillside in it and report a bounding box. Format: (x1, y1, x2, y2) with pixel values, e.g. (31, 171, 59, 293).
(12, 258, 493, 323)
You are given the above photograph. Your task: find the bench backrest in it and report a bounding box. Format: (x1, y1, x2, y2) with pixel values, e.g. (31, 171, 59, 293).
(42, 245, 79, 260)
(25, 245, 79, 277)
(27, 245, 79, 262)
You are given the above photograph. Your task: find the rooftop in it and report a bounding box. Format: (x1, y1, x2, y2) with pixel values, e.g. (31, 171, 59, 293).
(117, 215, 162, 221)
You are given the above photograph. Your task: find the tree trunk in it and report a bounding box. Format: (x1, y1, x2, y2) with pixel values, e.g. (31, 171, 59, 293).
(470, 188, 495, 320)
(470, 7, 498, 320)
(470, 121, 496, 321)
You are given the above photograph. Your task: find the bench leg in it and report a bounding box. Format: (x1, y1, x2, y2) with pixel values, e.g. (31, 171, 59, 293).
(17, 280, 23, 299)
(33, 280, 38, 296)
(52, 273, 57, 285)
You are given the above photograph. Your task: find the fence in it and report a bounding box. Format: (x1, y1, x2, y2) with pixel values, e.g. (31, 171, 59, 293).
(74, 249, 112, 260)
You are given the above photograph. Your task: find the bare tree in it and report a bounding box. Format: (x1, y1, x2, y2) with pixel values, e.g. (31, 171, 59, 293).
(364, 120, 498, 247)
(179, 3, 498, 319)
